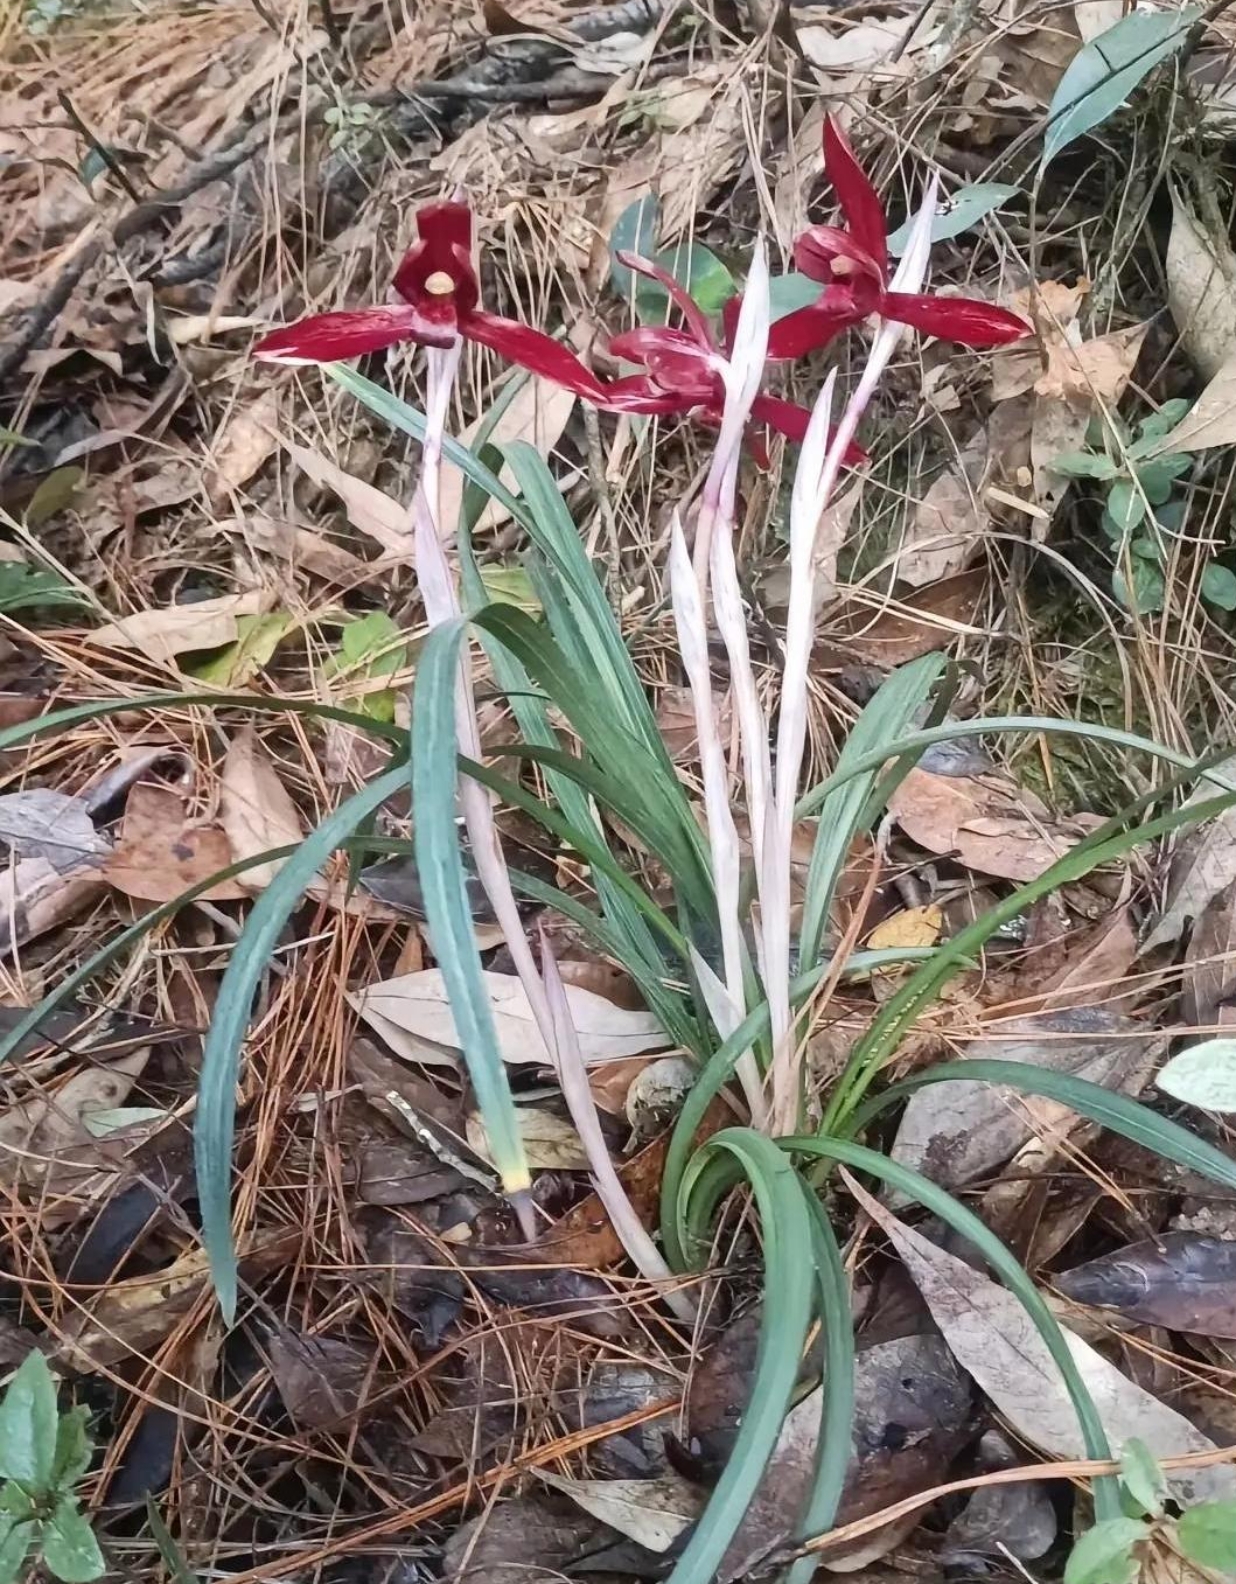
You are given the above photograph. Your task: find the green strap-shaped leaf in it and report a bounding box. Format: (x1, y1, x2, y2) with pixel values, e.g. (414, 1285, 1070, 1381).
(412, 619, 529, 1199)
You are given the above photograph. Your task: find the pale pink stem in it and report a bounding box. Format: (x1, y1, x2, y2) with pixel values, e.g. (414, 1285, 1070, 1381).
(669, 516, 766, 1125)
(538, 923, 696, 1323)
(764, 187, 939, 1132)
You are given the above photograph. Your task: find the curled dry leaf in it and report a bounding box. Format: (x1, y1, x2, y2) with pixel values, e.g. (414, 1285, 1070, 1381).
(1167, 189, 1236, 379)
(1183, 879, 1236, 1029)
(849, 1181, 1236, 1507)
(888, 766, 1105, 882)
(219, 728, 303, 891)
(104, 782, 246, 902)
(889, 1007, 1165, 1194)
(1057, 1233, 1236, 1337)
(1142, 349, 1236, 455)
(88, 591, 268, 666)
(352, 968, 669, 1066)
(901, 435, 990, 588)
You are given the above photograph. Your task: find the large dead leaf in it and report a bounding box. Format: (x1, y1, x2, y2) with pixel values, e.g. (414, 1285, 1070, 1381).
(353, 969, 669, 1066)
(817, 568, 988, 668)
(219, 728, 303, 891)
(537, 1470, 700, 1553)
(282, 440, 410, 557)
(88, 592, 267, 667)
(851, 1184, 1236, 1506)
(0, 789, 107, 873)
(1183, 879, 1236, 1029)
(438, 373, 577, 537)
(1143, 795, 1236, 951)
(889, 1007, 1165, 1193)
(1167, 189, 1236, 379)
(888, 766, 1104, 881)
(104, 783, 246, 902)
(1144, 348, 1236, 455)
(1057, 1232, 1236, 1337)
(901, 448, 989, 588)
(208, 388, 280, 503)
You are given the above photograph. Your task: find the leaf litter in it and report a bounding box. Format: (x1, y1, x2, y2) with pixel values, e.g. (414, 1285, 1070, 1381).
(7, 0, 1236, 1579)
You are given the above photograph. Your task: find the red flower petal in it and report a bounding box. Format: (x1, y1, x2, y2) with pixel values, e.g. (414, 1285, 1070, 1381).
(392, 200, 479, 318)
(595, 374, 691, 416)
(614, 251, 715, 348)
(794, 225, 884, 288)
(464, 311, 608, 399)
(823, 116, 888, 277)
(252, 305, 428, 363)
(881, 291, 1032, 347)
(608, 327, 719, 400)
(766, 297, 864, 360)
(749, 395, 867, 465)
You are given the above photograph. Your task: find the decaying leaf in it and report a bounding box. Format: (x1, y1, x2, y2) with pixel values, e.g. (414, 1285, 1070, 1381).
(267, 1327, 375, 1430)
(940, 1430, 1057, 1566)
(443, 1495, 634, 1584)
(1183, 879, 1236, 1029)
(0, 1048, 150, 1189)
(537, 1469, 700, 1553)
(1143, 795, 1236, 952)
(0, 789, 107, 873)
(104, 782, 246, 902)
(88, 592, 268, 666)
(466, 1105, 588, 1170)
(889, 1007, 1164, 1193)
(818, 568, 989, 669)
(1057, 1233, 1236, 1337)
(219, 728, 303, 890)
(901, 439, 989, 588)
(851, 1185, 1236, 1506)
(1142, 348, 1236, 456)
(1167, 189, 1236, 379)
(888, 766, 1105, 881)
(353, 969, 669, 1066)
(439, 372, 578, 536)
(282, 440, 411, 557)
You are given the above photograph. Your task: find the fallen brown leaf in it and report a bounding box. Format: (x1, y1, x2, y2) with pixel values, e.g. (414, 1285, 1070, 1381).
(104, 782, 246, 902)
(220, 728, 303, 891)
(888, 766, 1105, 882)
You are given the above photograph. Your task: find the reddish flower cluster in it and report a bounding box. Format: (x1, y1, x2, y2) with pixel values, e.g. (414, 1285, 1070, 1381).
(254, 120, 1030, 449)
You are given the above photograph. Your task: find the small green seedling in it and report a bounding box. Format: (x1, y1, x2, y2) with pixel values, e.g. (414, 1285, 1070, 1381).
(1052, 401, 1236, 616)
(1065, 1439, 1236, 1583)
(0, 1351, 103, 1583)
(323, 98, 377, 156)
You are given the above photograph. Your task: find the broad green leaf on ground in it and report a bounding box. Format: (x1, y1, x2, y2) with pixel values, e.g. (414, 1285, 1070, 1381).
(861, 1210, 1236, 1506)
(609, 194, 660, 298)
(1178, 1501, 1236, 1570)
(1202, 564, 1236, 610)
(1157, 1038, 1236, 1111)
(887, 183, 1020, 256)
(50, 1407, 91, 1489)
(1119, 1438, 1167, 1519)
(0, 564, 86, 613)
(1042, 8, 1200, 167)
(190, 612, 296, 688)
(769, 272, 822, 322)
(323, 611, 407, 721)
(637, 243, 735, 317)
(0, 1352, 58, 1487)
(41, 1499, 105, 1582)
(0, 1519, 33, 1584)
(353, 968, 670, 1065)
(1063, 1518, 1145, 1584)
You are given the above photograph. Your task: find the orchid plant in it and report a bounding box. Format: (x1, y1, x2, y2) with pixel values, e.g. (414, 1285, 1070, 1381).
(224, 116, 1236, 1580)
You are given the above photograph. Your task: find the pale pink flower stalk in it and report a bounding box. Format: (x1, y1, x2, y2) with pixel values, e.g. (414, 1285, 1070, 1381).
(415, 343, 684, 1275)
(763, 185, 939, 1131)
(539, 924, 695, 1322)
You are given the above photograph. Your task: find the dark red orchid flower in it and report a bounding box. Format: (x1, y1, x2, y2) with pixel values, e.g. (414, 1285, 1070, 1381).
(253, 200, 607, 401)
(600, 252, 861, 465)
(766, 118, 1031, 361)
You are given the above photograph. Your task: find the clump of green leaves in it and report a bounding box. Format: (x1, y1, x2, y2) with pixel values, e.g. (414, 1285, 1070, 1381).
(1052, 402, 1236, 615)
(1066, 1438, 1236, 1583)
(323, 97, 378, 156)
(0, 1351, 103, 1583)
